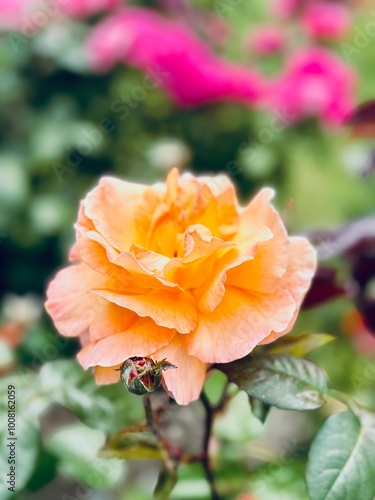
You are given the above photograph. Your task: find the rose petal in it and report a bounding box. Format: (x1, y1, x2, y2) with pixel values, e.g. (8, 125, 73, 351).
(196, 225, 274, 313)
(77, 318, 176, 368)
(93, 288, 198, 334)
(229, 188, 290, 292)
(45, 263, 106, 337)
(94, 364, 121, 385)
(184, 286, 296, 363)
(89, 299, 139, 341)
(152, 335, 207, 405)
(78, 228, 178, 291)
(84, 176, 147, 251)
(260, 236, 316, 344)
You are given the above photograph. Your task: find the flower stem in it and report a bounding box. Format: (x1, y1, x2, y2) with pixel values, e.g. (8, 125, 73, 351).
(143, 394, 176, 475)
(200, 391, 221, 500)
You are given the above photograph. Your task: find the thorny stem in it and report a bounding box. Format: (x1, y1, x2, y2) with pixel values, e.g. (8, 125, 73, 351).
(143, 394, 176, 475)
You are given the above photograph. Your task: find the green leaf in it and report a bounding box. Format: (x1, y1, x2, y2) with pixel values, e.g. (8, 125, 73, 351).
(248, 396, 270, 423)
(217, 354, 327, 411)
(270, 333, 335, 356)
(306, 409, 375, 500)
(153, 467, 178, 500)
(100, 425, 163, 460)
(39, 360, 144, 433)
(0, 418, 39, 499)
(45, 423, 124, 488)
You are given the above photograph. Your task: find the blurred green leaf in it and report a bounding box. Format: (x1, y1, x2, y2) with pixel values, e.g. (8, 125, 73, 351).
(39, 359, 143, 433)
(306, 409, 375, 500)
(203, 369, 228, 406)
(154, 467, 178, 500)
(270, 333, 335, 357)
(101, 425, 163, 461)
(248, 396, 270, 424)
(45, 422, 124, 488)
(0, 416, 39, 499)
(217, 354, 328, 411)
(250, 460, 309, 500)
(214, 391, 263, 442)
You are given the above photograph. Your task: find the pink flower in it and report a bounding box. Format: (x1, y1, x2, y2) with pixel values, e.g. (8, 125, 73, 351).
(270, 0, 301, 19)
(247, 25, 286, 55)
(86, 8, 268, 107)
(0, 0, 122, 32)
(0, 0, 38, 31)
(60, 0, 123, 19)
(301, 2, 350, 40)
(270, 47, 356, 125)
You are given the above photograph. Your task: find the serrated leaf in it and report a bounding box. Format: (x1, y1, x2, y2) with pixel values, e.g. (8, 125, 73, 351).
(270, 333, 335, 356)
(153, 467, 178, 500)
(306, 409, 375, 500)
(100, 425, 163, 460)
(217, 354, 327, 411)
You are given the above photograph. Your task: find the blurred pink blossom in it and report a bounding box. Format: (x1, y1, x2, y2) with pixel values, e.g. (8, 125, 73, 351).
(301, 2, 351, 40)
(86, 8, 268, 107)
(0, 0, 39, 30)
(0, 0, 123, 31)
(270, 0, 300, 19)
(247, 25, 286, 55)
(270, 47, 356, 125)
(60, 0, 123, 19)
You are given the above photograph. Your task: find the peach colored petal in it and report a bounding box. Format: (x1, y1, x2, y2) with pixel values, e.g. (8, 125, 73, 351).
(234, 187, 276, 244)
(228, 189, 290, 293)
(130, 244, 170, 273)
(181, 173, 239, 238)
(89, 299, 139, 341)
(94, 364, 121, 385)
(92, 288, 198, 334)
(114, 250, 180, 290)
(152, 335, 208, 405)
(260, 236, 316, 344)
(183, 225, 234, 262)
(68, 241, 80, 261)
(77, 318, 176, 368)
(77, 228, 125, 280)
(84, 176, 147, 251)
(45, 263, 106, 337)
(235, 188, 290, 280)
(165, 167, 180, 204)
(183, 286, 296, 363)
(78, 228, 178, 291)
(196, 225, 274, 313)
(163, 226, 235, 291)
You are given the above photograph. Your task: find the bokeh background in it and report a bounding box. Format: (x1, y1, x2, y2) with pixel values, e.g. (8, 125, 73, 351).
(1, 0, 375, 499)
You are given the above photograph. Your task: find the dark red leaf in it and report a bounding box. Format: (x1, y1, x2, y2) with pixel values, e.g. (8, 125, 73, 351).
(302, 267, 346, 309)
(347, 100, 375, 138)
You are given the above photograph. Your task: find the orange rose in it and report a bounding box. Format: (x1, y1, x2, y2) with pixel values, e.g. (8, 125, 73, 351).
(45, 169, 316, 404)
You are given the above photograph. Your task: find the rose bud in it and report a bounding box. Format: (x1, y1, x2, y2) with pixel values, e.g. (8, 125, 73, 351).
(120, 357, 176, 395)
